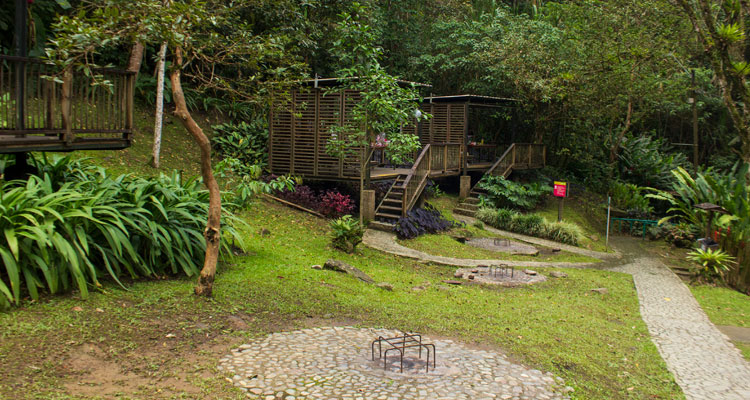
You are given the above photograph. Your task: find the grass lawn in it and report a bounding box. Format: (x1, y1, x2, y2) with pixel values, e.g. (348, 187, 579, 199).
(397, 231, 601, 263)
(0, 198, 682, 399)
(690, 285, 750, 362)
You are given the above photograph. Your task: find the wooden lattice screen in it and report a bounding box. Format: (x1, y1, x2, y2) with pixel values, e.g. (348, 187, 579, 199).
(269, 88, 362, 179)
(416, 103, 467, 145)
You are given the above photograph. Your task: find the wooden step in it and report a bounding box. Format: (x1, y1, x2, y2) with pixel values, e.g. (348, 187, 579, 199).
(379, 205, 403, 212)
(460, 203, 479, 211)
(376, 211, 402, 220)
(382, 198, 402, 205)
(464, 197, 480, 205)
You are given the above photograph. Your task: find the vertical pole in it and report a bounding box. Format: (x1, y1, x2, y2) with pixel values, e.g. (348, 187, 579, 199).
(14, 0, 28, 132)
(691, 69, 699, 168)
(558, 197, 564, 222)
(606, 196, 611, 249)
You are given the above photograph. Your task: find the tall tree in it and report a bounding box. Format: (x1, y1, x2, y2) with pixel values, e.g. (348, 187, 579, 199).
(47, 0, 306, 295)
(673, 0, 750, 163)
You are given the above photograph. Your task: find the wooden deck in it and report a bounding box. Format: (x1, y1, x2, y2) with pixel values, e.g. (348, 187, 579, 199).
(0, 55, 135, 154)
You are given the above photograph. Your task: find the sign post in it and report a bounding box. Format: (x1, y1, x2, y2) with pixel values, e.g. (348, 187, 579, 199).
(553, 181, 567, 222)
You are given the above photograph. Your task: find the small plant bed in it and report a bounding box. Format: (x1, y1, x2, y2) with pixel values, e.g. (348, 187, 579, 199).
(396, 230, 601, 263)
(535, 195, 610, 253)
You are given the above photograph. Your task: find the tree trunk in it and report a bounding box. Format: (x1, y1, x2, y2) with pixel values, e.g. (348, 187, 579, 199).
(609, 98, 633, 164)
(127, 42, 145, 75)
(170, 47, 222, 297)
(152, 42, 168, 169)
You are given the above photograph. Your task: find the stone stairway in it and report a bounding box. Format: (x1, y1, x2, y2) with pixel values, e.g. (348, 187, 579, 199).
(453, 187, 484, 217)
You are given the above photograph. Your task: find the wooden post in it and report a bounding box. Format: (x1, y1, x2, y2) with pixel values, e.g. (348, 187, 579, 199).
(61, 68, 73, 145)
(443, 144, 448, 173)
(126, 74, 134, 141)
(691, 69, 699, 168)
(14, 0, 27, 134)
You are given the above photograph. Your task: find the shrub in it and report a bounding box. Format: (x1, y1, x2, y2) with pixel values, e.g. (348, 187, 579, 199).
(610, 181, 653, 215)
(394, 204, 463, 239)
(276, 185, 319, 210)
(617, 135, 688, 189)
(214, 158, 296, 209)
(319, 190, 355, 218)
(512, 213, 547, 236)
(476, 207, 582, 245)
(546, 221, 582, 246)
(477, 175, 547, 211)
(330, 215, 364, 253)
(664, 222, 700, 248)
(687, 248, 736, 282)
(211, 120, 269, 167)
(0, 157, 243, 308)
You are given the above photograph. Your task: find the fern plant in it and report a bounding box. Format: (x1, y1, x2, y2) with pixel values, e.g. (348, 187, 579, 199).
(330, 215, 364, 253)
(477, 175, 547, 211)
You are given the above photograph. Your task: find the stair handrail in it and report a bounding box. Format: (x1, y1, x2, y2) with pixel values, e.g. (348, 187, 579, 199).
(399, 144, 432, 216)
(485, 143, 516, 177)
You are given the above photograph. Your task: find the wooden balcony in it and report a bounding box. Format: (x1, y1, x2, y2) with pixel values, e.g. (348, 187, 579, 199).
(0, 55, 135, 153)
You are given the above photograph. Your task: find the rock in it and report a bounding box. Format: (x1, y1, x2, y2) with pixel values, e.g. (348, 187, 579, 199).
(323, 259, 374, 283)
(471, 269, 479, 273)
(551, 248, 561, 253)
(468, 274, 475, 280)
(311, 264, 323, 270)
(549, 271, 568, 278)
(454, 271, 464, 278)
(443, 280, 463, 285)
(72, 306, 83, 312)
(590, 288, 608, 295)
(590, 234, 599, 242)
(259, 228, 271, 236)
(376, 282, 394, 291)
(523, 269, 537, 276)
(412, 286, 426, 292)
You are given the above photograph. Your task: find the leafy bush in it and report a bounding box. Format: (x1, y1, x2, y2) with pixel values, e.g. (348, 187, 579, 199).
(319, 190, 355, 218)
(687, 248, 736, 282)
(476, 207, 582, 245)
(477, 175, 548, 211)
(617, 135, 688, 189)
(330, 215, 364, 253)
(211, 120, 269, 167)
(610, 181, 653, 215)
(0, 157, 242, 308)
(394, 204, 463, 239)
(275, 185, 355, 218)
(214, 158, 296, 209)
(664, 222, 700, 248)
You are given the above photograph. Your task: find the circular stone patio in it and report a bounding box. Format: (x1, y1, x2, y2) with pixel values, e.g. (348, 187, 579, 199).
(219, 327, 570, 399)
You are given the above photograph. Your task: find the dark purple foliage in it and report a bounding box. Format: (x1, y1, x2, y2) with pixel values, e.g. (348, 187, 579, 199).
(276, 185, 318, 210)
(394, 204, 463, 239)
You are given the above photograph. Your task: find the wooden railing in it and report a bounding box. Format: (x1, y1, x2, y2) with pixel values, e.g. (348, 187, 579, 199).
(428, 143, 462, 173)
(467, 144, 497, 165)
(0, 55, 135, 149)
(399, 144, 432, 216)
(487, 143, 545, 177)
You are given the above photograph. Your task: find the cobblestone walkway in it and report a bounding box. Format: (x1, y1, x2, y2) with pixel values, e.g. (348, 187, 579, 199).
(613, 255, 750, 400)
(219, 327, 570, 400)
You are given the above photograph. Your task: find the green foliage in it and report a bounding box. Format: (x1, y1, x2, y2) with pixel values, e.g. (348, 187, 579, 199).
(477, 175, 547, 211)
(617, 136, 688, 189)
(687, 248, 736, 282)
(648, 164, 750, 242)
(213, 157, 296, 209)
(329, 215, 364, 253)
(324, 2, 427, 165)
(476, 207, 581, 245)
(211, 120, 269, 168)
(610, 181, 653, 214)
(0, 156, 242, 307)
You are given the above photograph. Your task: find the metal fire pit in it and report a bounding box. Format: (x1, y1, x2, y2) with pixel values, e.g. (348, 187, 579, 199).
(371, 332, 436, 373)
(487, 264, 514, 278)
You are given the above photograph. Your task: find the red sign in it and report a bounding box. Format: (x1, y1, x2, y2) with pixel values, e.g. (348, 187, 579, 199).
(553, 181, 567, 197)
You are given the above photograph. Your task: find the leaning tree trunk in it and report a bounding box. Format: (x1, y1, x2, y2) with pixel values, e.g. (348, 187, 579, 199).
(170, 47, 222, 296)
(127, 42, 145, 76)
(152, 41, 168, 168)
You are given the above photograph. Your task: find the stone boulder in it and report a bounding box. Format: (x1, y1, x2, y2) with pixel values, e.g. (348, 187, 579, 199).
(323, 259, 375, 284)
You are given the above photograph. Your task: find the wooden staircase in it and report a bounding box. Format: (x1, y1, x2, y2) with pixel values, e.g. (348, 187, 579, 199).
(370, 144, 436, 231)
(454, 143, 545, 217)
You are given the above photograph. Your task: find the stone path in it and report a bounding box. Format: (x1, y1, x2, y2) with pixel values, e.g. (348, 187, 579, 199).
(219, 327, 570, 400)
(363, 230, 601, 269)
(612, 253, 750, 400)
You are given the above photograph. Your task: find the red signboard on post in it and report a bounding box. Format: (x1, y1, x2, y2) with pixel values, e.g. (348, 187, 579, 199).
(553, 181, 567, 198)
